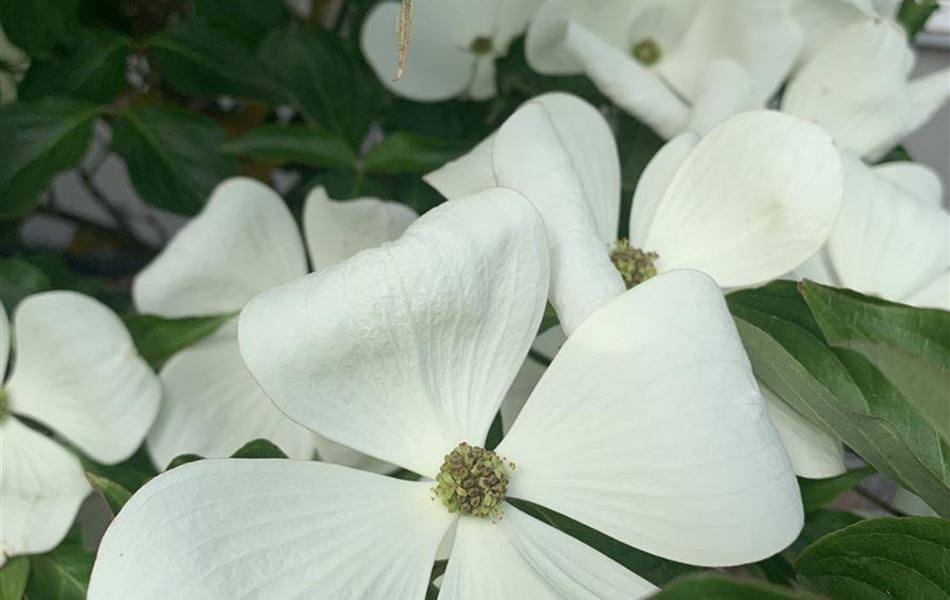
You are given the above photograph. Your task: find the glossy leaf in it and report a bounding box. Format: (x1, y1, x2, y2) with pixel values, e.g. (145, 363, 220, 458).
(85, 472, 132, 516)
(112, 105, 237, 215)
(124, 313, 231, 370)
(24, 541, 92, 600)
(728, 282, 950, 517)
(363, 133, 465, 174)
(508, 499, 702, 586)
(647, 575, 826, 599)
(795, 517, 950, 599)
(149, 19, 282, 103)
(0, 258, 51, 309)
(0, 99, 97, 219)
(19, 28, 130, 102)
(799, 467, 875, 513)
(801, 281, 950, 444)
(0, 557, 30, 600)
(220, 125, 356, 169)
(0, 0, 79, 57)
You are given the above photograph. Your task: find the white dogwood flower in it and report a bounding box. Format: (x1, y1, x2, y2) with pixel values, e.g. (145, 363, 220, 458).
(790, 0, 899, 65)
(426, 94, 843, 335)
(88, 189, 802, 599)
(525, 0, 801, 137)
(133, 177, 416, 469)
(0, 292, 159, 564)
(361, 0, 542, 101)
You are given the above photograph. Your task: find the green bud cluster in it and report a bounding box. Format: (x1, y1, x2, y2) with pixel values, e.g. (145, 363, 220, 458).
(611, 239, 659, 289)
(632, 39, 662, 65)
(433, 442, 513, 520)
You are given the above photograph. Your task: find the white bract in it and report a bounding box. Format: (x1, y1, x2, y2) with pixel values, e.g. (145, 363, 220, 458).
(88, 190, 803, 600)
(133, 177, 416, 469)
(361, 0, 542, 101)
(525, 0, 801, 137)
(0, 292, 159, 564)
(0, 21, 28, 103)
(426, 94, 844, 335)
(790, 0, 899, 65)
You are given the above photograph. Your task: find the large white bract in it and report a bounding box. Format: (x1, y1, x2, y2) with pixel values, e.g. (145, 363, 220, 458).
(134, 178, 416, 470)
(88, 189, 802, 599)
(0, 292, 159, 564)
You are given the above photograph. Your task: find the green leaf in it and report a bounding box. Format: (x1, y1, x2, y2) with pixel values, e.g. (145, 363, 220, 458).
(230, 439, 288, 459)
(85, 472, 132, 515)
(149, 19, 283, 103)
(19, 28, 130, 102)
(799, 467, 875, 513)
(24, 541, 93, 600)
(646, 575, 826, 599)
(0, 99, 98, 219)
(484, 412, 503, 451)
(195, 0, 286, 45)
(0, 556, 30, 600)
(801, 281, 950, 443)
(363, 133, 465, 175)
(0, 258, 51, 309)
(795, 517, 950, 599)
(220, 125, 356, 169)
(787, 509, 864, 559)
(538, 302, 559, 335)
(898, 0, 939, 38)
(0, 0, 79, 58)
(125, 312, 231, 370)
(166, 453, 204, 470)
(508, 499, 702, 586)
(728, 282, 950, 517)
(259, 29, 381, 148)
(112, 105, 237, 215)
(81, 444, 157, 492)
(617, 113, 665, 238)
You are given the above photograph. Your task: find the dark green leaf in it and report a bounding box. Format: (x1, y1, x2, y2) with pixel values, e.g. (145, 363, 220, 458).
(538, 302, 559, 335)
(221, 125, 356, 169)
(0, 258, 51, 309)
(484, 412, 503, 451)
(801, 281, 950, 443)
(81, 444, 157, 492)
(19, 28, 130, 102)
(195, 0, 286, 45)
(112, 105, 237, 214)
(24, 541, 92, 600)
(898, 0, 939, 38)
(85, 472, 132, 515)
(125, 312, 231, 369)
(230, 439, 288, 459)
(363, 133, 465, 174)
(795, 517, 950, 599)
(617, 113, 664, 238)
(728, 282, 950, 517)
(0, 556, 30, 600)
(509, 499, 701, 586)
(0, 99, 97, 219)
(787, 509, 864, 559)
(259, 29, 381, 148)
(0, 0, 79, 57)
(878, 144, 912, 163)
(647, 575, 826, 599)
(799, 467, 875, 513)
(149, 19, 282, 103)
(166, 453, 203, 470)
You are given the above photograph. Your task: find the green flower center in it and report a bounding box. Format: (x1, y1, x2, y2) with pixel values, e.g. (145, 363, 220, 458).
(433, 442, 513, 520)
(632, 38, 661, 65)
(470, 36, 494, 56)
(611, 239, 658, 289)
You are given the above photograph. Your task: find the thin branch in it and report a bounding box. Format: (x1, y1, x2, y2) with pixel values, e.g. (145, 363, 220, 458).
(854, 485, 909, 517)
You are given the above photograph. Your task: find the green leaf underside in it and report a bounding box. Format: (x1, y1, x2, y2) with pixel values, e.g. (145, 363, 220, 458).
(646, 574, 827, 599)
(363, 133, 466, 175)
(111, 106, 237, 215)
(220, 125, 356, 169)
(798, 467, 875, 513)
(727, 282, 950, 517)
(801, 281, 950, 444)
(25, 541, 93, 600)
(0, 557, 30, 600)
(0, 99, 98, 219)
(124, 312, 232, 370)
(507, 499, 702, 586)
(795, 516, 950, 600)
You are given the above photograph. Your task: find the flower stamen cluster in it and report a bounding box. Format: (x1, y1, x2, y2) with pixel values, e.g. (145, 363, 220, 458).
(611, 239, 659, 289)
(433, 442, 512, 519)
(632, 39, 661, 65)
(470, 37, 494, 56)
